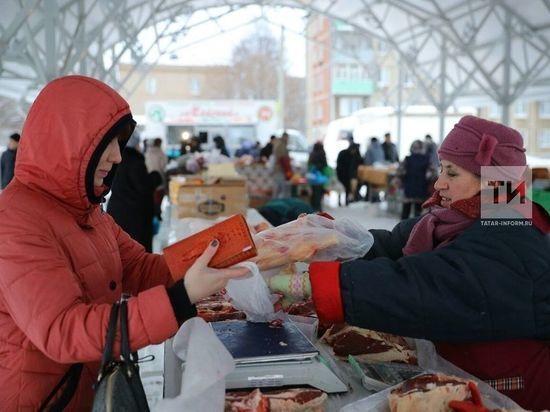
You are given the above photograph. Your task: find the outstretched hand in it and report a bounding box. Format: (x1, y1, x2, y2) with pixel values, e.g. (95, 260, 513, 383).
(183, 239, 250, 304)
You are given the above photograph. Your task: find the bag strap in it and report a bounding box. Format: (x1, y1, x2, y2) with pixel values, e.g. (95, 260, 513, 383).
(96, 301, 120, 385)
(119, 294, 132, 363)
(38, 363, 83, 412)
(119, 296, 149, 412)
(40, 296, 127, 410)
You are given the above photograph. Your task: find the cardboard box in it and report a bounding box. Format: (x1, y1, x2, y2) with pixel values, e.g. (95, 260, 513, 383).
(169, 176, 248, 219)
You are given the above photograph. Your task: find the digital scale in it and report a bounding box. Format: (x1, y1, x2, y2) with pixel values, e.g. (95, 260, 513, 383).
(210, 320, 348, 393)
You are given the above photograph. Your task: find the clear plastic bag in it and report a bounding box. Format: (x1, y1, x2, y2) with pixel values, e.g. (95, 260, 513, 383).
(340, 339, 523, 412)
(224, 261, 282, 322)
(253, 214, 374, 270)
(153, 318, 234, 412)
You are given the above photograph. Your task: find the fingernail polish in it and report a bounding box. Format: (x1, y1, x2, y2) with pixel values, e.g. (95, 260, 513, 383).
(211, 239, 219, 247)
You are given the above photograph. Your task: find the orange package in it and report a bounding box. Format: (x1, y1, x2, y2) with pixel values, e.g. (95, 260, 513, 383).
(163, 214, 257, 280)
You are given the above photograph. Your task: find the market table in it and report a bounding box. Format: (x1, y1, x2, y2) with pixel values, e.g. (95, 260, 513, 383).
(152, 208, 373, 410)
(140, 208, 270, 406)
(141, 206, 520, 411)
(357, 165, 398, 202)
(163, 321, 373, 410)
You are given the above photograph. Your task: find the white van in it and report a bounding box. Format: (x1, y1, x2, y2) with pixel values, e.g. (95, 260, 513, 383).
(323, 106, 476, 167)
(323, 116, 361, 168)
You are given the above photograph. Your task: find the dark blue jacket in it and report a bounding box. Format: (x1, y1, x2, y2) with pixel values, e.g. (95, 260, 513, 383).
(339, 214, 550, 342)
(402, 153, 430, 199)
(0, 149, 16, 189)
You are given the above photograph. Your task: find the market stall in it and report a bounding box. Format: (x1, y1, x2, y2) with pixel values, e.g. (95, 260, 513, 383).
(148, 210, 521, 412)
(159, 209, 374, 410)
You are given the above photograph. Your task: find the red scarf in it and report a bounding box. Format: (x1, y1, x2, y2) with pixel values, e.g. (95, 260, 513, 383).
(403, 190, 550, 256)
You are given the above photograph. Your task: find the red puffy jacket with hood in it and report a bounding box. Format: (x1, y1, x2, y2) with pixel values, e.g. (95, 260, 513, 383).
(0, 76, 179, 410)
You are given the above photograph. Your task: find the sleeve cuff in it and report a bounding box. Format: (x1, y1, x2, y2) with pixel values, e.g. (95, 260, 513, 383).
(309, 261, 345, 324)
(167, 280, 197, 324)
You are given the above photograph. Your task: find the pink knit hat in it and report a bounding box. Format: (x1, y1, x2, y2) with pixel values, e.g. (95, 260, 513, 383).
(438, 115, 526, 180)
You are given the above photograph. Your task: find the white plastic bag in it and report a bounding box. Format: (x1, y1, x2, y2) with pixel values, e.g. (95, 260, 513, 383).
(224, 261, 282, 322)
(253, 214, 374, 270)
(153, 318, 234, 412)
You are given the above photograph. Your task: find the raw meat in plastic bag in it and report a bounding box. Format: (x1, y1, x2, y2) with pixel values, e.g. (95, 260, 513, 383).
(252, 214, 374, 270)
(340, 339, 523, 412)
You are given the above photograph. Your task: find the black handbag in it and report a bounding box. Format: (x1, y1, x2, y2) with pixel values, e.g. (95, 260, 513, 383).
(92, 294, 150, 412)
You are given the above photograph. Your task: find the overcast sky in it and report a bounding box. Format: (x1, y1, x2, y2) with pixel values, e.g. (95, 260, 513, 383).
(132, 6, 307, 77)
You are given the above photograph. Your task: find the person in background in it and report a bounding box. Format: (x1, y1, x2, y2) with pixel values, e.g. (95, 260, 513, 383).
(307, 116, 550, 409)
(234, 139, 254, 158)
(0, 76, 249, 410)
(260, 135, 276, 161)
(336, 136, 363, 205)
(424, 134, 440, 196)
(363, 137, 385, 166)
(213, 135, 230, 157)
(180, 135, 202, 155)
(424, 134, 439, 169)
(1, 132, 20, 189)
(145, 137, 168, 175)
(399, 140, 431, 219)
(145, 137, 169, 222)
(382, 132, 399, 163)
(252, 141, 261, 161)
(362, 136, 385, 201)
(307, 142, 331, 211)
(272, 132, 293, 199)
(108, 132, 161, 252)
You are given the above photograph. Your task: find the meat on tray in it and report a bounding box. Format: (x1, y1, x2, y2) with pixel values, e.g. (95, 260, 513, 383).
(196, 296, 246, 322)
(225, 389, 269, 412)
(388, 373, 474, 412)
(321, 323, 417, 364)
(286, 300, 316, 317)
(225, 388, 328, 412)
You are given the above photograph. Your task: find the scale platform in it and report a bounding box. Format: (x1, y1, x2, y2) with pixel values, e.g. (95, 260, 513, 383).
(211, 320, 348, 393)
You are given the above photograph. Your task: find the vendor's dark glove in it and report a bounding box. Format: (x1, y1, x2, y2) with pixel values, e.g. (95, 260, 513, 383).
(449, 382, 490, 412)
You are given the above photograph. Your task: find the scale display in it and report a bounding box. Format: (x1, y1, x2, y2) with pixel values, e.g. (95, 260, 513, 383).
(211, 320, 319, 363)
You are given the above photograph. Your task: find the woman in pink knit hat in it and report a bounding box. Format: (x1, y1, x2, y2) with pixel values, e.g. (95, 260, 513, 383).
(307, 116, 550, 409)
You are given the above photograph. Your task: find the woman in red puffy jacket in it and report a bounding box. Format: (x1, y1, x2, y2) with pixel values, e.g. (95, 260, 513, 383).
(0, 75, 248, 410)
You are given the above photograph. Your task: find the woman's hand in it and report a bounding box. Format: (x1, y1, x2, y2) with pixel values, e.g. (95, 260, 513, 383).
(183, 239, 250, 304)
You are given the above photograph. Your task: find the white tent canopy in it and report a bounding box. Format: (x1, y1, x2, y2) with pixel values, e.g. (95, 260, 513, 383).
(1, 0, 550, 124)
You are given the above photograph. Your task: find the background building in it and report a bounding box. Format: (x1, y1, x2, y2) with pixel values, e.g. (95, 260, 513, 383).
(306, 16, 376, 143)
(479, 101, 550, 157)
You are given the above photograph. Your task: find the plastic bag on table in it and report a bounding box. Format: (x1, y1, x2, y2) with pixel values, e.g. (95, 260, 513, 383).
(224, 261, 283, 322)
(252, 213, 374, 271)
(340, 339, 522, 412)
(414, 339, 522, 410)
(153, 318, 234, 412)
